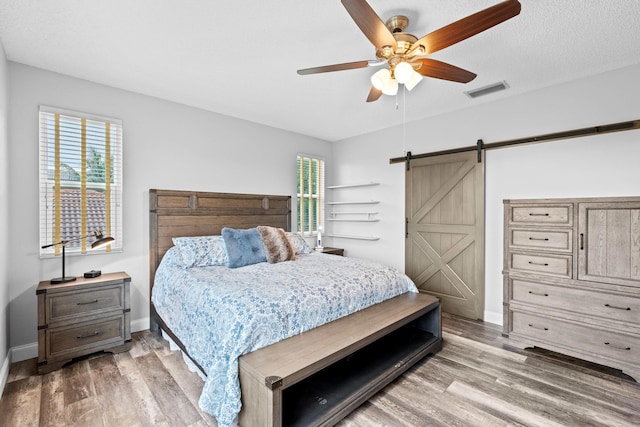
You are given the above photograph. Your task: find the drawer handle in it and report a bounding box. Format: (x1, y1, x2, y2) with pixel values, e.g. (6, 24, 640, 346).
(529, 213, 549, 217)
(528, 324, 548, 331)
(76, 331, 101, 339)
(604, 342, 631, 351)
(528, 291, 549, 297)
(528, 237, 549, 241)
(604, 303, 631, 311)
(528, 261, 549, 266)
(77, 299, 99, 306)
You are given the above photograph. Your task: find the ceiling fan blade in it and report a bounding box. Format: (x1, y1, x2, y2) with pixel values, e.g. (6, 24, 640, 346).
(366, 86, 382, 102)
(297, 60, 370, 75)
(413, 58, 477, 83)
(341, 0, 397, 51)
(410, 0, 521, 56)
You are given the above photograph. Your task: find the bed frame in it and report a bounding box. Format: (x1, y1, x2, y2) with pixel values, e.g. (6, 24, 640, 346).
(149, 189, 442, 427)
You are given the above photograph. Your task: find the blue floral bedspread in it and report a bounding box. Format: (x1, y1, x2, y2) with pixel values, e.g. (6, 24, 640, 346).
(152, 247, 418, 427)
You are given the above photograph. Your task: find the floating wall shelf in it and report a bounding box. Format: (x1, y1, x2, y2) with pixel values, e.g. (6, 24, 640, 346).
(326, 234, 380, 241)
(327, 182, 379, 189)
(328, 201, 379, 205)
(327, 182, 381, 243)
(327, 219, 380, 222)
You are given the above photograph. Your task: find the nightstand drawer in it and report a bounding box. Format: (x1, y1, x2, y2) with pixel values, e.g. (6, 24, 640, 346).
(510, 228, 572, 252)
(48, 284, 124, 323)
(48, 316, 125, 359)
(510, 204, 572, 225)
(510, 252, 572, 278)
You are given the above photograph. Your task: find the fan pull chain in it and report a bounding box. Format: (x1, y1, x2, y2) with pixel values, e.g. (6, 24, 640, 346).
(402, 85, 407, 155)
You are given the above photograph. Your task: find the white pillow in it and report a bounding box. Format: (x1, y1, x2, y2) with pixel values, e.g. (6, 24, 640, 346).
(285, 232, 313, 254)
(172, 235, 228, 268)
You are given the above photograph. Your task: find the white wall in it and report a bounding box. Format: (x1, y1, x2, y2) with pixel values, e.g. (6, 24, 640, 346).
(7, 63, 332, 356)
(0, 38, 10, 388)
(333, 63, 640, 324)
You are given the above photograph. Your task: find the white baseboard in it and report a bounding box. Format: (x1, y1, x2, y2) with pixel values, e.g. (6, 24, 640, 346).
(483, 310, 503, 326)
(131, 317, 149, 333)
(10, 342, 38, 363)
(0, 351, 10, 397)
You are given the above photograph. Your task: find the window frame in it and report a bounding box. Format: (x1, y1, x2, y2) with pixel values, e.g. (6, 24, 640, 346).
(296, 154, 325, 237)
(39, 105, 123, 258)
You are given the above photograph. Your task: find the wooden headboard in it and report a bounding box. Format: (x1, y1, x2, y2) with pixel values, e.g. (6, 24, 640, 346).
(149, 189, 291, 295)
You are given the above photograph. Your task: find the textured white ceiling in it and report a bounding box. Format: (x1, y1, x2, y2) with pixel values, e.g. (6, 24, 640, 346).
(1, 0, 639, 141)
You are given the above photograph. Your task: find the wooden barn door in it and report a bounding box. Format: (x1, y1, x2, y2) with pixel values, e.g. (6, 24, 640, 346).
(405, 151, 485, 319)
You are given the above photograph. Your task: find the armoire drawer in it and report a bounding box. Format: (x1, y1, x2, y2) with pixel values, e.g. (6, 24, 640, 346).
(511, 311, 639, 364)
(509, 228, 572, 252)
(511, 279, 640, 325)
(510, 252, 572, 278)
(510, 204, 572, 225)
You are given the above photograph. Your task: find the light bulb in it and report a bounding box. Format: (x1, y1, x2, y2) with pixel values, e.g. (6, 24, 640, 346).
(382, 77, 398, 96)
(394, 61, 414, 84)
(405, 70, 423, 91)
(371, 69, 390, 90)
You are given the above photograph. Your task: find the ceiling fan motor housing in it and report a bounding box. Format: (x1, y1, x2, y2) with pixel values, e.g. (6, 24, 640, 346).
(377, 16, 419, 75)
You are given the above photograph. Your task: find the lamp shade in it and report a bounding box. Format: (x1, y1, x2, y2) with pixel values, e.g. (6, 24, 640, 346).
(382, 77, 398, 96)
(394, 61, 414, 84)
(91, 232, 114, 249)
(371, 69, 391, 90)
(405, 70, 423, 91)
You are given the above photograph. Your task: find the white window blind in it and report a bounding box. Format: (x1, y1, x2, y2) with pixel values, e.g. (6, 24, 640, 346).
(39, 106, 123, 256)
(296, 155, 324, 236)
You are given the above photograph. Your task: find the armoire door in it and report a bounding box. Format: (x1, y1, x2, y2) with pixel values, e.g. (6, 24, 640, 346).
(405, 151, 485, 319)
(578, 201, 640, 287)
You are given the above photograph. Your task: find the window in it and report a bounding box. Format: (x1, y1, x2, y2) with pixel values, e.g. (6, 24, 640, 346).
(39, 106, 123, 256)
(296, 155, 324, 236)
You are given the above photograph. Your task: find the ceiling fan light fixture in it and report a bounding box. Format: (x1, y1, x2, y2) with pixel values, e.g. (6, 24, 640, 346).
(394, 61, 414, 84)
(405, 71, 423, 91)
(371, 68, 391, 90)
(382, 77, 398, 96)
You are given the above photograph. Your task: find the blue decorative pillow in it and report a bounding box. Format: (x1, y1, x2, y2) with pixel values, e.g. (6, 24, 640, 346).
(172, 236, 228, 268)
(286, 232, 313, 254)
(221, 227, 267, 268)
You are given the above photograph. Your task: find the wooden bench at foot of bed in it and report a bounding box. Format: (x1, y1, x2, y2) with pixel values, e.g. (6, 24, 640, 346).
(238, 292, 442, 427)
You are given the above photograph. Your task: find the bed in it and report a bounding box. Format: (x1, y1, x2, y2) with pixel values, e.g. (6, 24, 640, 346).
(149, 189, 442, 427)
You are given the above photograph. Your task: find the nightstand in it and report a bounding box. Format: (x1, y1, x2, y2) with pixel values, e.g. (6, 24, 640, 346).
(317, 247, 344, 256)
(36, 271, 131, 374)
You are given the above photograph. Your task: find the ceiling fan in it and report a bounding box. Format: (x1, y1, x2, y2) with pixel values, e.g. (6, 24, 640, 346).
(297, 0, 521, 102)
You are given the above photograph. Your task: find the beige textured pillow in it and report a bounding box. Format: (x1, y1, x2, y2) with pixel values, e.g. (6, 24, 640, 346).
(257, 226, 297, 263)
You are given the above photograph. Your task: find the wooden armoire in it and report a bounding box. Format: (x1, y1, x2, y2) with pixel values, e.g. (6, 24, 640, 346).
(503, 196, 640, 380)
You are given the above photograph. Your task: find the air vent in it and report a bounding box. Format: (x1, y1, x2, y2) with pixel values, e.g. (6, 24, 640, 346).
(465, 81, 509, 98)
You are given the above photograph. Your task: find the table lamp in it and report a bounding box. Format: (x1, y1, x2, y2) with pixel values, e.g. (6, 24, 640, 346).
(41, 230, 114, 284)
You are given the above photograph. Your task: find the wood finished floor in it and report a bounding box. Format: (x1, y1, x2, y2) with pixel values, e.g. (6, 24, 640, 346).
(1, 313, 639, 427)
